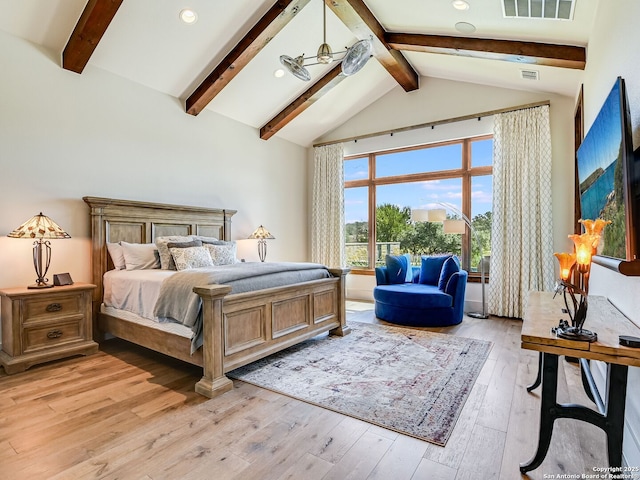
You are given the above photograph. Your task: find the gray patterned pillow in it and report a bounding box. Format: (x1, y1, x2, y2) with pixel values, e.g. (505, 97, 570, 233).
(169, 245, 214, 271)
(204, 241, 237, 266)
(155, 235, 194, 270)
(166, 240, 202, 249)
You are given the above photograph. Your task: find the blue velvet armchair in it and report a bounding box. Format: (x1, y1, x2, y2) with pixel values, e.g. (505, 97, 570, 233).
(373, 254, 468, 327)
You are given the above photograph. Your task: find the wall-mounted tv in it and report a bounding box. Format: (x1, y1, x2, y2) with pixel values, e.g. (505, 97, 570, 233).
(576, 77, 636, 260)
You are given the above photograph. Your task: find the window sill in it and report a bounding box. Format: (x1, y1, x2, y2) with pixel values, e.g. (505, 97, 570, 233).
(348, 268, 375, 276)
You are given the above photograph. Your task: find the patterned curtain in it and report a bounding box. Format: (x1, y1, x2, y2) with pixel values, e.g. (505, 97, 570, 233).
(312, 144, 345, 268)
(488, 105, 555, 318)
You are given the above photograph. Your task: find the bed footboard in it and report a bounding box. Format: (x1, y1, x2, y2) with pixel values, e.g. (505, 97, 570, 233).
(193, 268, 350, 399)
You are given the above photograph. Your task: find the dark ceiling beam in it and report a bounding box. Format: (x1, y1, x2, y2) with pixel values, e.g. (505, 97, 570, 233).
(386, 33, 586, 70)
(324, 0, 419, 92)
(62, 0, 124, 74)
(186, 0, 311, 116)
(260, 63, 345, 140)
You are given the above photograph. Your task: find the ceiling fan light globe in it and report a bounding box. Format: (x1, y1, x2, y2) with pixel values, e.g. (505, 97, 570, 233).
(316, 43, 334, 64)
(341, 39, 372, 76)
(279, 54, 312, 81)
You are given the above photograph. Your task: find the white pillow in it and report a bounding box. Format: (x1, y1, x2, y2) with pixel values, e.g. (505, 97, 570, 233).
(204, 241, 237, 266)
(155, 235, 193, 270)
(121, 242, 161, 270)
(107, 242, 126, 270)
(170, 245, 214, 271)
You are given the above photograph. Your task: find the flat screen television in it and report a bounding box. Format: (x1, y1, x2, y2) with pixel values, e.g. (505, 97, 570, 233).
(576, 77, 637, 260)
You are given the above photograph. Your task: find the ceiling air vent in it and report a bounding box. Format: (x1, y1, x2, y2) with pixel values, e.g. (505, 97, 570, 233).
(503, 0, 575, 20)
(521, 69, 539, 80)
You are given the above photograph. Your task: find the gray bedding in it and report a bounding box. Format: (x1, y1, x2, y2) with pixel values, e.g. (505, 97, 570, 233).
(152, 262, 331, 352)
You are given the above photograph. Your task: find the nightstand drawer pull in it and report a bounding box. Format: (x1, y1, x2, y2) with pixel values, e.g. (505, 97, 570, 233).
(46, 303, 62, 312)
(47, 330, 63, 339)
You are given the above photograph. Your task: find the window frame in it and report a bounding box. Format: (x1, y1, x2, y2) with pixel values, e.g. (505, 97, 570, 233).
(344, 135, 493, 278)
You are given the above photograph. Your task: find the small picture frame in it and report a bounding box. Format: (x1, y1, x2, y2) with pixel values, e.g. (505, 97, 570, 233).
(53, 273, 74, 286)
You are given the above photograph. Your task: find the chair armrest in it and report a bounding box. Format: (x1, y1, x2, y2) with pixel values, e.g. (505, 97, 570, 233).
(375, 266, 389, 285)
(445, 270, 468, 303)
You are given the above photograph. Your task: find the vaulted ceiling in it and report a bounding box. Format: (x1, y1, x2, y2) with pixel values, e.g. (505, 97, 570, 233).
(0, 0, 597, 146)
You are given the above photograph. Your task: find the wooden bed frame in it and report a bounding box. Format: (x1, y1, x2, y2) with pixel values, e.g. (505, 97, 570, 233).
(83, 197, 350, 398)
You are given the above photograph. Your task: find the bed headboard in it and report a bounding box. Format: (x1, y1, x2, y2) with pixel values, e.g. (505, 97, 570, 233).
(83, 196, 236, 310)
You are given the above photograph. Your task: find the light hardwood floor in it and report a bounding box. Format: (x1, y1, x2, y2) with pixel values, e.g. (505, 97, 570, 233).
(0, 302, 607, 479)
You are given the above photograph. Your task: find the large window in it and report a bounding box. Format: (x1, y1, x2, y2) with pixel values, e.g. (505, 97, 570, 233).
(344, 136, 493, 277)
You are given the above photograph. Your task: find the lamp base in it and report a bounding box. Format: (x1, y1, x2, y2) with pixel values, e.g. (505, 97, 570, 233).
(556, 326, 597, 343)
(467, 311, 489, 319)
(257, 240, 267, 262)
(28, 281, 53, 289)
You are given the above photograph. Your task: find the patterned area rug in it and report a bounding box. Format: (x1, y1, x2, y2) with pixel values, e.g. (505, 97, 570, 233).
(228, 321, 492, 446)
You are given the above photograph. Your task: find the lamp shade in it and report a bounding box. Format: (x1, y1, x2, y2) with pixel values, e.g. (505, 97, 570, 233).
(248, 225, 275, 240)
(443, 219, 466, 234)
(316, 42, 333, 64)
(579, 218, 611, 236)
(427, 209, 447, 222)
(410, 209, 430, 222)
(7, 212, 70, 239)
(569, 233, 598, 273)
(554, 252, 576, 281)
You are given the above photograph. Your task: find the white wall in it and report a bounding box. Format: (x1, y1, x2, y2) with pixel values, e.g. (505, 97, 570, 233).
(0, 31, 309, 294)
(314, 76, 576, 308)
(575, 0, 640, 467)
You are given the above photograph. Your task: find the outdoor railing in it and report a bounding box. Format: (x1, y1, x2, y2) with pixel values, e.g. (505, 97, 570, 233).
(346, 241, 488, 274)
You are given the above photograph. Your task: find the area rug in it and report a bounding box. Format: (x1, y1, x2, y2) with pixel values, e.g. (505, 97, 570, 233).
(228, 322, 492, 446)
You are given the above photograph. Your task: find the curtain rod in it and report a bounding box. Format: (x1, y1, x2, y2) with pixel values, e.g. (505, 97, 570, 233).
(313, 100, 551, 148)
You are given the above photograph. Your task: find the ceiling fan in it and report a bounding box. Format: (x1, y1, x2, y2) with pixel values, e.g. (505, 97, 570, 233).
(279, 2, 372, 82)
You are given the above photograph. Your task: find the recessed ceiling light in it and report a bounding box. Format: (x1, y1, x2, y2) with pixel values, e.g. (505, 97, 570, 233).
(179, 9, 198, 24)
(274, 69, 285, 78)
(455, 22, 476, 34)
(452, 0, 470, 10)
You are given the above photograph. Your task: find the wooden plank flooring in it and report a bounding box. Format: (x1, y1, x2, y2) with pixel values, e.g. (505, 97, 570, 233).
(0, 302, 607, 479)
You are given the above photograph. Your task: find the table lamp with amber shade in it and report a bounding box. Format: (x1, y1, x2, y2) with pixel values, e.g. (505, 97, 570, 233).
(7, 212, 71, 288)
(553, 218, 610, 342)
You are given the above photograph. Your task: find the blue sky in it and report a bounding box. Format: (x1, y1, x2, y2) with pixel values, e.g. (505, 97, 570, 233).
(345, 139, 493, 223)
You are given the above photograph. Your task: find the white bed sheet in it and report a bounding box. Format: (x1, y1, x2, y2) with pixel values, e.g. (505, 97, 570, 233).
(100, 304, 192, 338)
(104, 269, 176, 320)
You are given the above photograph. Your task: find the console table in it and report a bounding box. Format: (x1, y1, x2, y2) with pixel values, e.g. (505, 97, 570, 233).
(520, 291, 640, 473)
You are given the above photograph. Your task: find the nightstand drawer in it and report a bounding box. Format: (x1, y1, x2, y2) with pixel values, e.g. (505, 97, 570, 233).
(22, 294, 83, 324)
(23, 319, 83, 353)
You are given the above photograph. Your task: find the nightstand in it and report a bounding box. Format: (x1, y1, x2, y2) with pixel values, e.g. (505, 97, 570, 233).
(0, 283, 98, 374)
